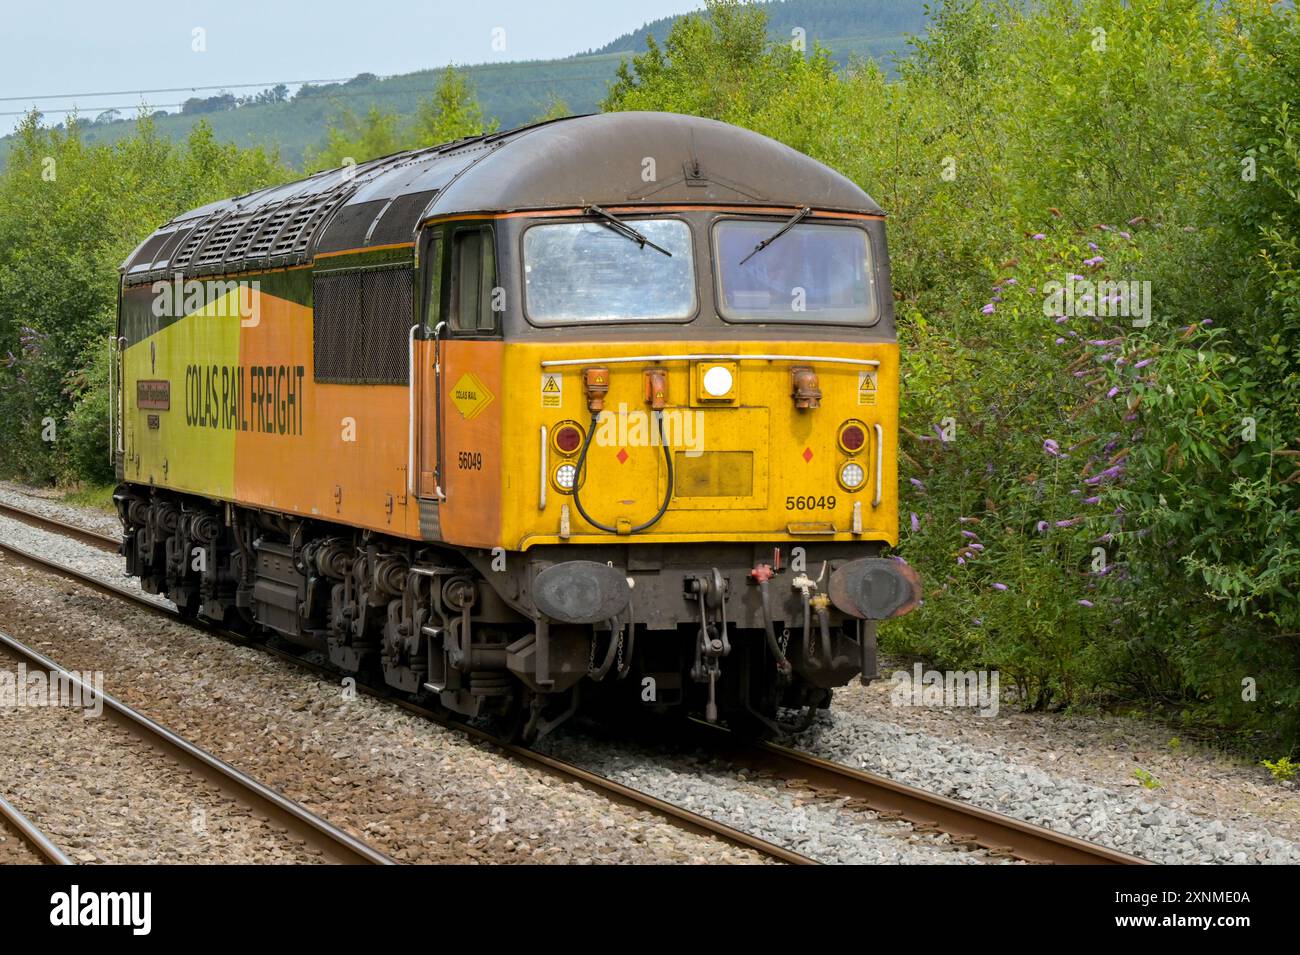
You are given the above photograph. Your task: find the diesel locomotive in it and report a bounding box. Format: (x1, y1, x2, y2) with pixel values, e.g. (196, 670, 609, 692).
(112, 111, 921, 740)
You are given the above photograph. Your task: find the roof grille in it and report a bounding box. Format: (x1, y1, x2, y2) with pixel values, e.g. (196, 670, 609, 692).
(219, 207, 276, 265)
(169, 212, 224, 272)
(244, 204, 298, 259)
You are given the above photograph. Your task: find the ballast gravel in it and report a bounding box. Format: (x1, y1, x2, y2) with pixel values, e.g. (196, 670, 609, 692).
(0, 648, 325, 864)
(0, 813, 47, 864)
(537, 731, 1008, 864)
(791, 683, 1300, 865)
(0, 532, 767, 864)
(0, 481, 120, 538)
(5, 487, 1300, 865)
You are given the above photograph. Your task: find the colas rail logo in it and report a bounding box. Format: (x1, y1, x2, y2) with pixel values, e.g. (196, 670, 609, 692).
(450, 372, 494, 420)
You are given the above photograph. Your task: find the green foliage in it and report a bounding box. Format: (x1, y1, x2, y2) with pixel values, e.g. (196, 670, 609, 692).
(302, 106, 404, 170)
(1261, 756, 1296, 782)
(1, 0, 1298, 754)
(0, 113, 290, 484)
(305, 67, 499, 168)
(409, 67, 499, 146)
(1133, 767, 1163, 789)
(608, 0, 1300, 751)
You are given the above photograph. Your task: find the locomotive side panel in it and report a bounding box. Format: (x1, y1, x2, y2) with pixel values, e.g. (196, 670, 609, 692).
(121, 275, 421, 539)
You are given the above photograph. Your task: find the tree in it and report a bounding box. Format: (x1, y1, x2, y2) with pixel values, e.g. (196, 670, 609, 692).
(408, 66, 497, 147)
(303, 105, 404, 169)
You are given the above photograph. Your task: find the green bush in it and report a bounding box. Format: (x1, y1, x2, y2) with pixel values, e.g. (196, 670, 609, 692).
(607, 0, 1300, 750)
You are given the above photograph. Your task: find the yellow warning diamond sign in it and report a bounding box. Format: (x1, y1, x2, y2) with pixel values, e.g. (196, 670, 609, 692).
(451, 372, 494, 420)
(857, 370, 878, 406)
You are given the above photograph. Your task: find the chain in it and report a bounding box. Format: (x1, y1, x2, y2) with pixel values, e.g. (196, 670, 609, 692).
(779, 626, 791, 657)
(616, 628, 624, 673)
(587, 630, 597, 677)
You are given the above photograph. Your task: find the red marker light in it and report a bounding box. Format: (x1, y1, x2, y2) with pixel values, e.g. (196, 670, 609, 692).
(839, 421, 867, 454)
(554, 424, 583, 455)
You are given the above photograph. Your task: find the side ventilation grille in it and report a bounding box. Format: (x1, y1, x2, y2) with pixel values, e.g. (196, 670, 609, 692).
(312, 267, 413, 385)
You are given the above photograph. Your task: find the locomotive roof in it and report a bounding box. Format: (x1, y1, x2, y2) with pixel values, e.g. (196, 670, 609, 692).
(120, 111, 881, 286)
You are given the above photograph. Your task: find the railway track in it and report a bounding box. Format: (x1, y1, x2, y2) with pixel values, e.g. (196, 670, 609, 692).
(687, 724, 1147, 865)
(0, 502, 1146, 865)
(0, 523, 813, 865)
(0, 626, 392, 865)
(0, 791, 73, 865)
(0, 500, 119, 552)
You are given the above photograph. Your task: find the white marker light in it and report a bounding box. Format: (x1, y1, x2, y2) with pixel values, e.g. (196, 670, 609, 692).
(554, 463, 578, 491)
(840, 461, 865, 491)
(702, 364, 734, 397)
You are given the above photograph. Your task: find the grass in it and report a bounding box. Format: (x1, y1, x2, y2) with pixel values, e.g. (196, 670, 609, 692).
(58, 481, 117, 513)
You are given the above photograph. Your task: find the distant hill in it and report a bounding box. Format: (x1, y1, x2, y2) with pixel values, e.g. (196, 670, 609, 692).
(588, 0, 926, 59)
(2, 0, 928, 170)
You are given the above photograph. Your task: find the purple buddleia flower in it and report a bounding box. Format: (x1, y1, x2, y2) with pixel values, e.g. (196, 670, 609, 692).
(1032, 233, 1046, 240)
(961, 529, 979, 540)
(957, 556, 966, 566)
(1036, 520, 1049, 533)
(982, 303, 996, 314)
(1077, 599, 1094, 608)
(1083, 256, 1104, 267)
(1043, 438, 1061, 456)
(1088, 242, 1099, 251)
(1084, 495, 1101, 504)
(909, 477, 926, 491)
(910, 512, 920, 532)
(1055, 337, 1066, 344)
(1134, 358, 1152, 369)
(1055, 518, 1080, 527)
(1107, 386, 1120, 398)
(992, 582, 1008, 591)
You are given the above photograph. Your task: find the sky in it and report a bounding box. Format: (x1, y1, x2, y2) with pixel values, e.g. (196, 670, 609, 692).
(0, 0, 704, 134)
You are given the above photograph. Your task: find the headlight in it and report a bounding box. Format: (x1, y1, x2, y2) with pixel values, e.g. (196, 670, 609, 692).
(702, 364, 734, 397)
(553, 463, 578, 492)
(839, 461, 866, 491)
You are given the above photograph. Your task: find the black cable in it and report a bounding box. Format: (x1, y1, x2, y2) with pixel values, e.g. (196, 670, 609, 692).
(571, 410, 674, 534)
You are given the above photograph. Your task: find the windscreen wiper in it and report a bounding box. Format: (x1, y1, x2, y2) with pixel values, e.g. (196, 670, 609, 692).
(583, 204, 672, 257)
(739, 206, 812, 265)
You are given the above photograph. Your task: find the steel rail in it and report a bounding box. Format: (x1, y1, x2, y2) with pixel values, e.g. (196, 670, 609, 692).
(0, 529, 1149, 865)
(688, 722, 1149, 865)
(0, 536, 813, 865)
(0, 792, 73, 865)
(0, 625, 393, 865)
(0, 501, 119, 552)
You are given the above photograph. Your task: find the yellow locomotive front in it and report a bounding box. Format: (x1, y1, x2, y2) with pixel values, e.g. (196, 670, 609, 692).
(418, 122, 921, 735)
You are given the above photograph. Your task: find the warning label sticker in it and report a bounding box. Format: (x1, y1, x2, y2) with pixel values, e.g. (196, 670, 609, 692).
(541, 373, 563, 408)
(857, 370, 878, 406)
